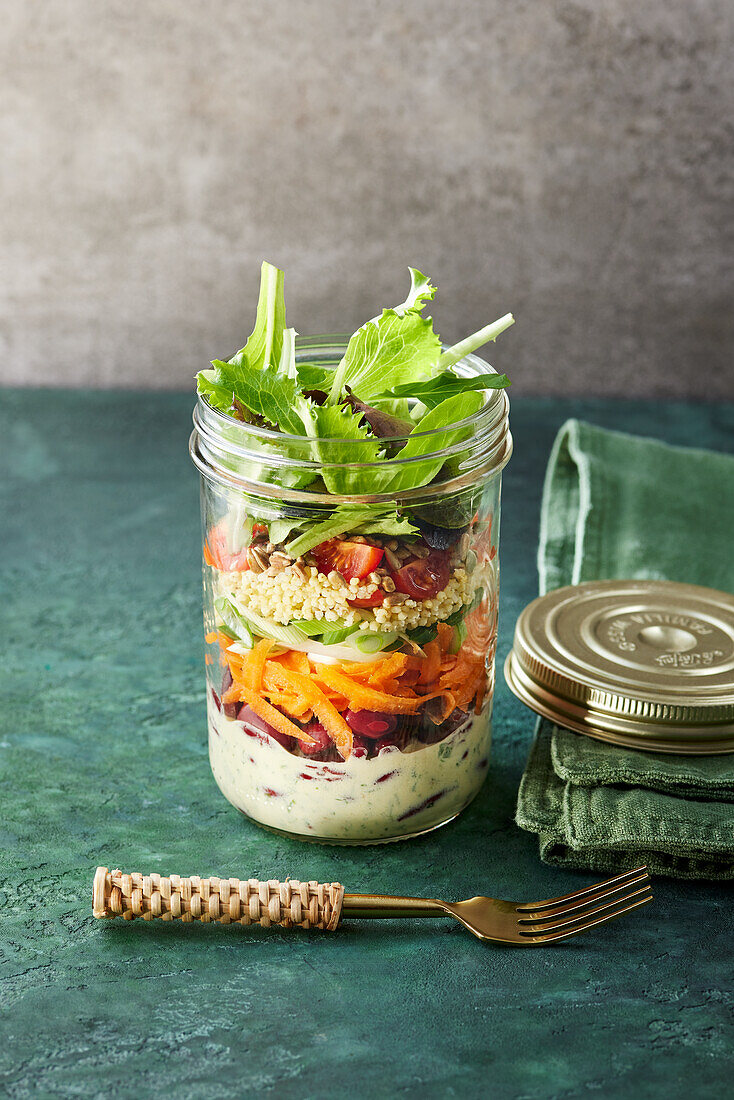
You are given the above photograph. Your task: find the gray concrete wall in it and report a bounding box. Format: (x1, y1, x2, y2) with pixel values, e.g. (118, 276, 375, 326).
(2, 0, 732, 398)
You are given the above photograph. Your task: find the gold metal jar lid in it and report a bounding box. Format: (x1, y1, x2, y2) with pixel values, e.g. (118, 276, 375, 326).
(504, 579, 734, 754)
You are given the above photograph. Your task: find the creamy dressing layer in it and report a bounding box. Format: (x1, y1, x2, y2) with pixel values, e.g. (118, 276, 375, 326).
(207, 695, 492, 842)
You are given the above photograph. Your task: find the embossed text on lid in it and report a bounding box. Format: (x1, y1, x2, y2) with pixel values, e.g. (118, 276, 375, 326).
(505, 579, 734, 755)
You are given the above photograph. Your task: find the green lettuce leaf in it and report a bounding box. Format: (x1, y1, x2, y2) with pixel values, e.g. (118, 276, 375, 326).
(210, 422, 316, 491)
(266, 516, 304, 545)
(196, 369, 240, 415)
(370, 395, 411, 420)
(196, 262, 302, 430)
(352, 512, 419, 537)
(327, 269, 440, 404)
(286, 507, 377, 556)
(296, 363, 333, 392)
(214, 597, 254, 648)
(203, 356, 303, 435)
(382, 391, 484, 493)
(436, 312, 515, 372)
(393, 267, 436, 316)
(229, 261, 287, 373)
(285, 505, 417, 557)
(375, 370, 510, 410)
(201, 358, 301, 431)
(298, 402, 384, 495)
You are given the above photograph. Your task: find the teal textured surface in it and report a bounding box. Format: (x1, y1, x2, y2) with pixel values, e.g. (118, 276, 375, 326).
(1, 393, 733, 1097)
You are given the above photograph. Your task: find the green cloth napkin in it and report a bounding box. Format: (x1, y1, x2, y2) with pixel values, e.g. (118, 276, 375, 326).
(515, 419, 734, 879)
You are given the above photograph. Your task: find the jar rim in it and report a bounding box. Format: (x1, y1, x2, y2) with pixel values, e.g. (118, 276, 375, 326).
(201, 334, 506, 444)
(190, 334, 512, 504)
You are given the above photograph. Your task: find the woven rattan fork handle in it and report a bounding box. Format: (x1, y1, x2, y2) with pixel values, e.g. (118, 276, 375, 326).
(92, 867, 344, 931)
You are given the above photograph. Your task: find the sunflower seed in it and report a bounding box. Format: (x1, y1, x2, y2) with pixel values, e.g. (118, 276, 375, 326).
(247, 547, 268, 573)
(269, 551, 293, 569)
(383, 547, 401, 571)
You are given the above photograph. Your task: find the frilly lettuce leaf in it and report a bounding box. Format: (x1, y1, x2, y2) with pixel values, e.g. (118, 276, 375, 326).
(296, 362, 333, 392)
(352, 512, 419, 537)
(394, 267, 437, 316)
(199, 351, 303, 435)
(298, 402, 384, 495)
(196, 262, 300, 430)
(327, 269, 440, 404)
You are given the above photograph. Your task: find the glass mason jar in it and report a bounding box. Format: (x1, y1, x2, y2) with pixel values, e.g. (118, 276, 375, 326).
(190, 336, 512, 844)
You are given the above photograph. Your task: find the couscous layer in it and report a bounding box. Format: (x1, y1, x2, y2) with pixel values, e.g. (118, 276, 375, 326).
(216, 562, 475, 633)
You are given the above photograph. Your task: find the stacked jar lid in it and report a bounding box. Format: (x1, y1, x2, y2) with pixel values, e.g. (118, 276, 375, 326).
(505, 579, 734, 754)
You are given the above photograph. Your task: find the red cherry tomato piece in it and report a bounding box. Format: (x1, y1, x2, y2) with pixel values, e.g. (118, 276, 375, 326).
(391, 550, 451, 600)
(347, 591, 385, 609)
(204, 523, 251, 572)
(311, 538, 384, 581)
(226, 548, 252, 571)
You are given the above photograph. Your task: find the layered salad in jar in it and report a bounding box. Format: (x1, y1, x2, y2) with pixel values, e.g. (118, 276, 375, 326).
(193, 263, 513, 842)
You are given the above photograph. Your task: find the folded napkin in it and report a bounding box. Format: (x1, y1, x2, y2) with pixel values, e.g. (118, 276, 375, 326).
(516, 419, 734, 879)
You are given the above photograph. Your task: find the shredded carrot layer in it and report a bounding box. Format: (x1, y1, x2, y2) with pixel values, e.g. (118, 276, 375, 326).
(245, 638, 274, 692)
(213, 609, 491, 758)
(238, 686, 316, 744)
(267, 664, 353, 760)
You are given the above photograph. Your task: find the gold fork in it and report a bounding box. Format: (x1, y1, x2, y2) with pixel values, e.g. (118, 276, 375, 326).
(343, 865, 652, 944)
(93, 864, 651, 944)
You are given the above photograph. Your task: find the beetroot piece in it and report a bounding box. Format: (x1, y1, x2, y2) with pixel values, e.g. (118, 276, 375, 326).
(350, 734, 370, 759)
(374, 733, 400, 754)
(297, 722, 333, 756)
(221, 667, 237, 718)
(236, 704, 275, 737)
(345, 710, 398, 739)
(397, 788, 450, 822)
(237, 703, 294, 751)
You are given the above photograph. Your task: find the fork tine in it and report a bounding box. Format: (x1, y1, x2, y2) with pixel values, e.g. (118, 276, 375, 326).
(517, 870, 651, 923)
(522, 892, 653, 943)
(515, 865, 649, 913)
(519, 885, 652, 935)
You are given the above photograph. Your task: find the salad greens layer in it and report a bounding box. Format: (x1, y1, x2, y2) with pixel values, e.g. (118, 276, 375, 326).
(198, 263, 511, 487)
(198, 265, 509, 770)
